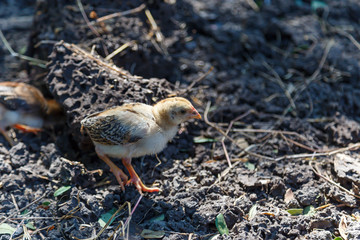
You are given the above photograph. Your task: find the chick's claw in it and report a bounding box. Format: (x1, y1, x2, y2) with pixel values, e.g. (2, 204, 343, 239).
(110, 167, 128, 192)
(126, 177, 161, 194)
(122, 158, 160, 193)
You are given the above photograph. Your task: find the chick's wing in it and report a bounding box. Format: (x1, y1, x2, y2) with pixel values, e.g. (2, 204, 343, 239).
(0, 82, 46, 114)
(81, 105, 156, 145)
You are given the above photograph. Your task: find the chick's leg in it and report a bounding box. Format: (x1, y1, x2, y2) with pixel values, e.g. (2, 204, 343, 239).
(122, 158, 160, 193)
(95, 148, 128, 191)
(13, 124, 42, 134)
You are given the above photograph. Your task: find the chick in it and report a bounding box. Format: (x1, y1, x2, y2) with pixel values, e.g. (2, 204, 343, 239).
(81, 97, 201, 193)
(0, 81, 62, 145)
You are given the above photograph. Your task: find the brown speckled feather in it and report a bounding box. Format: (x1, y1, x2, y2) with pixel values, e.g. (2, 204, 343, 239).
(81, 104, 155, 146)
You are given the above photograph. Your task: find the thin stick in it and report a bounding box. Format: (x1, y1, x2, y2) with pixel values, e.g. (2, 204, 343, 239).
(0, 192, 47, 225)
(151, 154, 162, 177)
(68, 42, 130, 76)
(0, 30, 47, 68)
(75, 201, 131, 240)
(144, 9, 162, 42)
(204, 101, 274, 161)
(221, 110, 255, 168)
(123, 195, 143, 229)
(9, 219, 24, 240)
(280, 133, 318, 152)
(76, 0, 109, 56)
(332, 27, 360, 51)
(311, 161, 360, 199)
(11, 194, 20, 213)
(204, 101, 360, 162)
(182, 66, 214, 94)
(306, 39, 335, 84)
(275, 142, 360, 161)
(96, 4, 146, 23)
(144, 8, 169, 56)
(261, 61, 296, 110)
(105, 41, 135, 61)
(281, 39, 334, 117)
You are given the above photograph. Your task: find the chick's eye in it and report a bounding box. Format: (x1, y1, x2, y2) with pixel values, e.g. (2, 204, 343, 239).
(180, 109, 186, 114)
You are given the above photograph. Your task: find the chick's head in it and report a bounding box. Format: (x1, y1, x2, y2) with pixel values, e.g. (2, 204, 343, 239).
(154, 97, 201, 127)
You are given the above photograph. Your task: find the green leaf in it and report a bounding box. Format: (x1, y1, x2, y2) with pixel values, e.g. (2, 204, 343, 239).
(215, 213, 229, 235)
(21, 209, 30, 215)
(303, 205, 316, 216)
(193, 136, 217, 143)
(53, 186, 71, 197)
(26, 222, 36, 230)
(333, 237, 343, 240)
(311, 0, 327, 11)
(19, 46, 27, 55)
(140, 229, 165, 238)
(248, 204, 258, 221)
(98, 208, 118, 228)
(42, 201, 51, 206)
(148, 214, 165, 223)
(244, 162, 255, 170)
(0, 223, 16, 235)
(286, 208, 303, 216)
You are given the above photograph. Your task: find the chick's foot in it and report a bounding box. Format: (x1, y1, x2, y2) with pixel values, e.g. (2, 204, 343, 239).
(122, 158, 161, 194)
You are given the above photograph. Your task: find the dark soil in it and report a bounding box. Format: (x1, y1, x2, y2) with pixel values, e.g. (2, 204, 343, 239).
(1, 0, 360, 239)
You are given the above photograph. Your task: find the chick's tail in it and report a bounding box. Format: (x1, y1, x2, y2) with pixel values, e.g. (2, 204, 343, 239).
(45, 99, 63, 116)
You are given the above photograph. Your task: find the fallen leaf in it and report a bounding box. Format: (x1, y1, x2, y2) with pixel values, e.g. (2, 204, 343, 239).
(26, 221, 36, 230)
(193, 136, 217, 143)
(215, 213, 229, 235)
(244, 162, 255, 170)
(286, 208, 303, 216)
(53, 186, 71, 197)
(148, 214, 165, 223)
(248, 204, 258, 221)
(98, 208, 117, 228)
(140, 229, 165, 238)
(0, 223, 16, 235)
(303, 206, 316, 216)
(284, 188, 295, 204)
(339, 215, 348, 240)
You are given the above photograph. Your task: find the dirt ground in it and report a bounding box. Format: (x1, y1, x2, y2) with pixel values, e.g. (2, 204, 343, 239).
(1, 0, 360, 239)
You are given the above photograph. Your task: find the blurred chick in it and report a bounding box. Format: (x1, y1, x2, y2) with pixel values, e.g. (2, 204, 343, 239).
(81, 97, 201, 193)
(0, 81, 62, 145)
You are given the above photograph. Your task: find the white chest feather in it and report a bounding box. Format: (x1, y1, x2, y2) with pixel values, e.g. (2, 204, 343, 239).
(97, 126, 178, 159)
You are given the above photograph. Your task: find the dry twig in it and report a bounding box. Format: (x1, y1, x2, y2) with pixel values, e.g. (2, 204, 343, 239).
(311, 161, 360, 200)
(76, 0, 109, 56)
(105, 41, 136, 61)
(0, 29, 47, 68)
(0, 192, 47, 225)
(95, 4, 146, 23)
(144, 8, 169, 56)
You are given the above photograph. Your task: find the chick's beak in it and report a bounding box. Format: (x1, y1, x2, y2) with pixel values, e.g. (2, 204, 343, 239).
(190, 107, 202, 119)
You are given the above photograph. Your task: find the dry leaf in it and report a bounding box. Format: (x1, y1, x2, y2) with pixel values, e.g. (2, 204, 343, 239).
(339, 215, 348, 240)
(284, 188, 295, 204)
